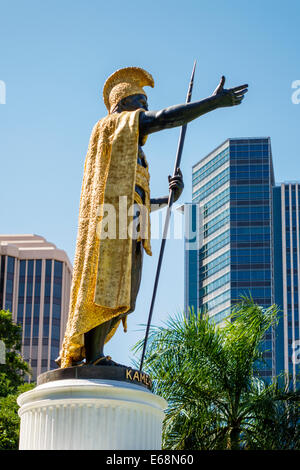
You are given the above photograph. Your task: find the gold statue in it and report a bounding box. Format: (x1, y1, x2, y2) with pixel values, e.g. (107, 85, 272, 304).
(59, 66, 247, 368)
(59, 67, 181, 368)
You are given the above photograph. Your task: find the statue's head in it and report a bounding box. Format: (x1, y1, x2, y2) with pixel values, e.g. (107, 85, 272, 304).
(103, 67, 154, 114)
(112, 93, 148, 113)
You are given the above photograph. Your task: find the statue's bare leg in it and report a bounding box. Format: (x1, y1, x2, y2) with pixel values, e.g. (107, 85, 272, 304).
(84, 239, 143, 365)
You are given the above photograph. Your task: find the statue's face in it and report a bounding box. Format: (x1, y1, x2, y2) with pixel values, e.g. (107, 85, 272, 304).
(115, 94, 148, 112)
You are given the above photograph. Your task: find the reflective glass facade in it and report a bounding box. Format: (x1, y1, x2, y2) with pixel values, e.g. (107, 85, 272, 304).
(273, 184, 300, 390)
(186, 138, 275, 380)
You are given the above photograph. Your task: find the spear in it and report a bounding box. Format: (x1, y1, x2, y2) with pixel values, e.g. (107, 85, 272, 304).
(139, 60, 197, 372)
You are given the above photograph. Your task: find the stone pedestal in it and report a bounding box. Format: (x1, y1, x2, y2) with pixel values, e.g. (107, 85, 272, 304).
(17, 366, 167, 450)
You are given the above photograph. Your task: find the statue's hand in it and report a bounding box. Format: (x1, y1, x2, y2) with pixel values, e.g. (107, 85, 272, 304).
(212, 76, 248, 108)
(168, 168, 184, 202)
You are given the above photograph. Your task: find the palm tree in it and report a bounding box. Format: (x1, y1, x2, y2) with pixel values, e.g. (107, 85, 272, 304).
(244, 376, 300, 449)
(133, 298, 300, 450)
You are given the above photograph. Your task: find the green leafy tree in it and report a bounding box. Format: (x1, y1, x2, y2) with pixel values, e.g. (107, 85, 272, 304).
(0, 383, 34, 450)
(0, 310, 31, 397)
(0, 310, 33, 450)
(134, 298, 300, 450)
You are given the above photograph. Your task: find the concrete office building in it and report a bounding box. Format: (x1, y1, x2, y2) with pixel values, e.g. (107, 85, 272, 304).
(0, 234, 72, 381)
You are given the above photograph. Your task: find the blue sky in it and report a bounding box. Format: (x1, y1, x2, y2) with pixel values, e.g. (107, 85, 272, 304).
(0, 0, 299, 366)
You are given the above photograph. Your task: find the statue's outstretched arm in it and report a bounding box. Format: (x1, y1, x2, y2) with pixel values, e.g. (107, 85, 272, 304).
(140, 77, 248, 136)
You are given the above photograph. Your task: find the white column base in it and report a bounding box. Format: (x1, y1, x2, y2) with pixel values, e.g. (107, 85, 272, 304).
(17, 378, 167, 450)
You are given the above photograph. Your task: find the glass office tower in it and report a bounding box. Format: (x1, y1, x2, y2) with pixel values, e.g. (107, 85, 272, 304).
(186, 137, 275, 380)
(273, 183, 300, 390)
(0, 235, 72, 381)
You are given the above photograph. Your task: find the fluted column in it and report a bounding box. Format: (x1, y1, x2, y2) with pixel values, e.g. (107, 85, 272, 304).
(18, 378, 167, 450)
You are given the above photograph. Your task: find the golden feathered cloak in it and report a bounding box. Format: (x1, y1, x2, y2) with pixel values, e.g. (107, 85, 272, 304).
(60, 109, 151, 368)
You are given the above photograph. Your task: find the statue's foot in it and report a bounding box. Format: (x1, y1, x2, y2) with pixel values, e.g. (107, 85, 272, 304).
(88, 355, 126, 368)
(55, 356, 85, 367)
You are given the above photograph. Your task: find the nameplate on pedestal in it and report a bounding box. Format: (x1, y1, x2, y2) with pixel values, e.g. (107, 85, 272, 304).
(37, 365, 153, 391)
(125, 368, 152, 389)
